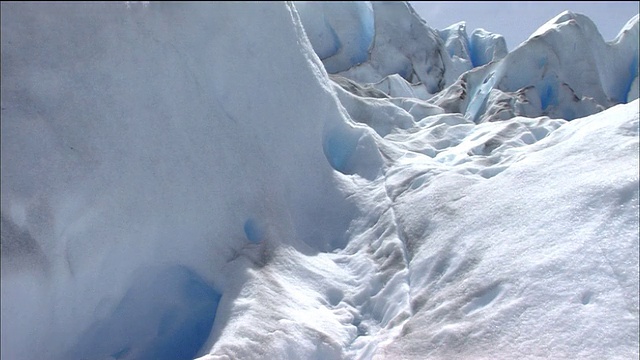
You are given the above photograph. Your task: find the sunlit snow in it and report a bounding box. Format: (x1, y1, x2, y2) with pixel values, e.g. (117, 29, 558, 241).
(1, 2, 638, 360)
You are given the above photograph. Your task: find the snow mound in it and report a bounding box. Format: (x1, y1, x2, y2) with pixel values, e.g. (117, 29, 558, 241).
(373, 99, 640, 359)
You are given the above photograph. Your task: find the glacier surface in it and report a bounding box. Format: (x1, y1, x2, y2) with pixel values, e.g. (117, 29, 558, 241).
(1, 2, 638, 360)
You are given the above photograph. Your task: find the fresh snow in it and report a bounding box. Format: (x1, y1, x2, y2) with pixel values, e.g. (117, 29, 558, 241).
(1, 2, 638, 360)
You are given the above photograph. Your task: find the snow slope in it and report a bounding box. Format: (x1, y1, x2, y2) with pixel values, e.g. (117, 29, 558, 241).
(1, 2, 638, 360)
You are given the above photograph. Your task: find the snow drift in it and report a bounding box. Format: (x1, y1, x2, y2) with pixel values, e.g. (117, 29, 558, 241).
(1, 2, 638, 360)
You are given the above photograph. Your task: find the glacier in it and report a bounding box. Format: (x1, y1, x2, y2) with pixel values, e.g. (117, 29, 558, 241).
(0, 2, 638, 360)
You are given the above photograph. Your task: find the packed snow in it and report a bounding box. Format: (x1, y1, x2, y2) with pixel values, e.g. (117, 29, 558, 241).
(1, 2, 638, 360)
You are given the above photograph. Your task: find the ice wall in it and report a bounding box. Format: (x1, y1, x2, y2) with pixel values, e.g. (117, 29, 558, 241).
(297, 1, 460, 95)
(0, 2, 370, 359)
(295, 2, 375, 73)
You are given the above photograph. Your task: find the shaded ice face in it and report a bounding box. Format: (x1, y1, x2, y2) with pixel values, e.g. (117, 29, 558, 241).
(68, 265, 221, 360)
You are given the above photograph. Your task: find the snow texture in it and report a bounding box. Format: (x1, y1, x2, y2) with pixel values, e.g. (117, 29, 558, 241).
(1, 2, 638, 360)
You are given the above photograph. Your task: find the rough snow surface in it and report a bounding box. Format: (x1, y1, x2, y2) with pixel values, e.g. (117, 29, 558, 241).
(1, 2, 638, 360)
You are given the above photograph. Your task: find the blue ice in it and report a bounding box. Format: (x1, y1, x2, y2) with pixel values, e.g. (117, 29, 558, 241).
(466, 72, 497, 123)
(322, 2, 374, 73)
(68, 265, 221, 360)
(538, 77, 558, 110)
(323, 128, 359, 174)
(244, 218, 265, 244)
(621, 54, 638, 103)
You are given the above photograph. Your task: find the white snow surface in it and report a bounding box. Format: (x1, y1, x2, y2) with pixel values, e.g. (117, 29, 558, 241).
(1, 2, 638, 360)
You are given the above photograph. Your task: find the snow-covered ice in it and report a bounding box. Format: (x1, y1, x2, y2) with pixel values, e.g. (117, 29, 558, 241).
(1, 2, 638, 360)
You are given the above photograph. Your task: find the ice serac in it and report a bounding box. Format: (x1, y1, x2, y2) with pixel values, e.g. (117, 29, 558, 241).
(468, 28, 508, 67)
(616, 14, 640, 103)
(297, 2, 514, 102)
(295, 1, 375, 73)
(1, 2, 369, 359)
(439, 22, 508, 71)
(438, 22, 473, 77)
(297, 3, 637, 124)
(431, 11, 640, 123)
(297, 1, 462, 96)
